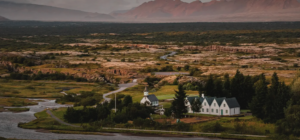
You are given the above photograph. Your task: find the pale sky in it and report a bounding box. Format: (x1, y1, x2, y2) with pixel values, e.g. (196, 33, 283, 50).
(1, 0, 212, 14)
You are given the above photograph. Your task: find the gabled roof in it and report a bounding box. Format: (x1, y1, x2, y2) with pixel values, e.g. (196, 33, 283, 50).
(216, 97, 226, 106)
(147, 94, 158, 102)
(225, 98, 240, 108)
(187, 96, 199, 104)
(205, 97, 216, 106)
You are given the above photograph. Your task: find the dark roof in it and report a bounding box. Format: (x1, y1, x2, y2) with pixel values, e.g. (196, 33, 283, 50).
(187, 96, 199, 104)
(147, 94, 158, 102)
(216, 97, 226, 106)
(199, 97, 204, 103)
(205, 97, 216, 106)
(225, 98, 240, 108)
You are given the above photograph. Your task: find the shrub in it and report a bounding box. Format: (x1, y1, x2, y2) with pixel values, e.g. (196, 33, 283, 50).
(202, 121, 224, 133)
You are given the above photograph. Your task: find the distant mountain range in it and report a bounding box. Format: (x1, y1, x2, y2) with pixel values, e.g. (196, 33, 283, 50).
(0, 1, 113, 21)
(1, 0, 300, 22)
(0, 16, 9, 21)
(116, 0, 300, 22)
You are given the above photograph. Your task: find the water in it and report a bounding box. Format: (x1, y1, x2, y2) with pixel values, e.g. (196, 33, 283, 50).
(0, 99, 221, 140)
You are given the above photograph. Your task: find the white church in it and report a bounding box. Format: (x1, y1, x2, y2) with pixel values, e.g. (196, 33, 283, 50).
(185, 94, 240, 116)
(140, 86, 159, 107)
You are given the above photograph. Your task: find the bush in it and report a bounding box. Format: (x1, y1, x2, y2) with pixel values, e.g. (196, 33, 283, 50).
(202, 121, 224, 133)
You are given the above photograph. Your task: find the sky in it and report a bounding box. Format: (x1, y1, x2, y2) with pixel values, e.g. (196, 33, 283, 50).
(2, 0, 212, 14)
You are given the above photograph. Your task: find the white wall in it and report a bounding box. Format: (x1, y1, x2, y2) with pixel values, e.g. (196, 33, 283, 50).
(219, 100, 230, 116)
(210, 99, 220, 115)
(140, 97, 150, 105)
(201, 99, 210, 114)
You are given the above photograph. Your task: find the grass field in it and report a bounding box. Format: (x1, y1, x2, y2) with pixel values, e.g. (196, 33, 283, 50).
(0, 98, 37, 107)
(114, 85, 199, 103)
(7, 108, 30, 112)
(19, 110, 83, 131)
(0, 80, 112, 98)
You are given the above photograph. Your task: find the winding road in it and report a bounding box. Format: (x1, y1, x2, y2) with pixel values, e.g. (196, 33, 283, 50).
(103, 79, 138, 102)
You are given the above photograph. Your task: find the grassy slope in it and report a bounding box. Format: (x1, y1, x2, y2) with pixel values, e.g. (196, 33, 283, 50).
(0, 80, 110, 98)
(114, 85, 199, 103)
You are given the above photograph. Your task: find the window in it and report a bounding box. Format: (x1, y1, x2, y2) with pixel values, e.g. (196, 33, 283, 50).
(216, 109, 218, 113)
(214, 103, 216, 107)
(204, 103, 206, 106)
(224, 104, 226, 107)
(207, 109, 208, 112)
(202, 108, 204, 112)
(226, 110, 228, 114)
(212, 109, 214, 113)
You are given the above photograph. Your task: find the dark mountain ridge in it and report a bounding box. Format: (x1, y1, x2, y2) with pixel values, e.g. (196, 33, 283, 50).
(0, 1, 114, 21)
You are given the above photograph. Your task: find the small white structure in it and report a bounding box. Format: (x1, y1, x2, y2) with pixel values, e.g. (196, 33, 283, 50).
(140, 86, 159, 107)
(185, 94, 240, 116)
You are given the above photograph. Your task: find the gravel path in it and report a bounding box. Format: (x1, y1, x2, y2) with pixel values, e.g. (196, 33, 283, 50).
(103, 79, 138, 102)
(46, 110, 79, 127)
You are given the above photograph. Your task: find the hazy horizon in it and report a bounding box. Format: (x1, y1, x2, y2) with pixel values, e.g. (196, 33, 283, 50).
(0, 0, 212, 14)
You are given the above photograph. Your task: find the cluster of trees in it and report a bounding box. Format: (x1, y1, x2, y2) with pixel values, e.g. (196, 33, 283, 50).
(249, 73, 290, 123)
(0, 55, 36, 66)
(64, 95, 153, 124)
(64, 104, 110, 123)
(1, 22, 299, 36)
(200, 71, 261, 109)
(56, 91, 102, 107)
(9, 71, 88, 82)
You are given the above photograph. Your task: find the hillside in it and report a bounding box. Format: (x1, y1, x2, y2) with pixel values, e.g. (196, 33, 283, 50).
(119, 0, 300, 22)
(0, 16, 9, 21)
(0, 1, 114, 21)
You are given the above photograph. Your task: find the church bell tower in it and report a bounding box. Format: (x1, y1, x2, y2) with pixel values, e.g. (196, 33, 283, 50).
(144, 86, 149, 96)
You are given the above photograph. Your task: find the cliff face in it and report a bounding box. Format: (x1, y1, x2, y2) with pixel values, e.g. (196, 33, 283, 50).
(119, 0, 300, 21)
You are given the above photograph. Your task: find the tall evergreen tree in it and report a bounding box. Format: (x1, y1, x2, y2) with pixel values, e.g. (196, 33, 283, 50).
(171, 84, 188, 119)
(242, 75, 255, 109)
(213, 78, 223, 97)
(249, 74, 268, 119)
(231, 70, 245, 108)
(265, 73, 290, 123)
(223, 73, 231, 97)
(205, 74, 215, 96)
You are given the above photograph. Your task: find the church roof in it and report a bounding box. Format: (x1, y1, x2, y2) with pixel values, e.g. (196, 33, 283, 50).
(147, 94, 158, 102)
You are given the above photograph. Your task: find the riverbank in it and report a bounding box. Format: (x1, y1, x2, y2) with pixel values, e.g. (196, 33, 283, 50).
(18, 108, 271, 140)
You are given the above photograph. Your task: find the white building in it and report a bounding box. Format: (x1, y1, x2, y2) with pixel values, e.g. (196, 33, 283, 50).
(140, 86, 159, 107)
(185, 94, 240, 116)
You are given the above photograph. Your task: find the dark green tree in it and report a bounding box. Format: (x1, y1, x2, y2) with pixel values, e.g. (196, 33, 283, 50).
(249, 74, 268, 119)
(213, 79, 223, 97)
(265, 73, 290, 123)
(223, 73, 231, 97)
(123, 95, 133, 107)
(205, 74, 215, 96)
(191, 99, 202, 113)
(171, 85, 188, 118)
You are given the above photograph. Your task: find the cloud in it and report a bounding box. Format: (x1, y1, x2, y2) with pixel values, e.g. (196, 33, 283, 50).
(1, 0, 212, 14)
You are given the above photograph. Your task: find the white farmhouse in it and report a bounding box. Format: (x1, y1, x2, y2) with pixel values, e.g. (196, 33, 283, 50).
(140, 86, 159, 107)
(185, 94, 240, 116)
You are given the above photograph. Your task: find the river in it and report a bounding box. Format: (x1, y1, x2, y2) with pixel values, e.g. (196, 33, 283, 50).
(0, 99, 222, 140)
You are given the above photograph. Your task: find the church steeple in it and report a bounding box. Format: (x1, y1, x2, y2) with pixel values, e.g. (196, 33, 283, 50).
(144, 86, 149, 96)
